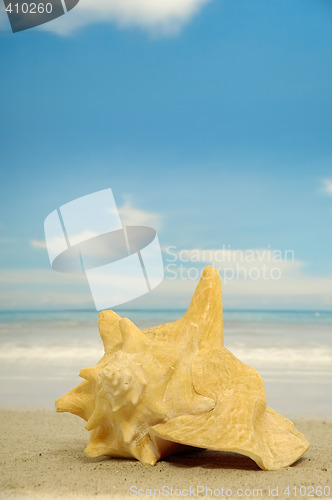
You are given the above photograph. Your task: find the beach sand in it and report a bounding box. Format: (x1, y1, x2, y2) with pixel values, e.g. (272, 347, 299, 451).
(0, 410, 331, 500)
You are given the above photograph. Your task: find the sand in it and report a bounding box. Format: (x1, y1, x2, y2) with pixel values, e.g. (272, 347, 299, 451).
(0, 410, 331, 500)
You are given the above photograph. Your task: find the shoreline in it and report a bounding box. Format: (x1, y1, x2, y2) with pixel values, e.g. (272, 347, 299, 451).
(0, 410, 331, 500)
(2, 372, 331, 420)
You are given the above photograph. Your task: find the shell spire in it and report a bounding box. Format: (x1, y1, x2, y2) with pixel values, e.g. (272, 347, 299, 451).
(184, 265, 223, 347)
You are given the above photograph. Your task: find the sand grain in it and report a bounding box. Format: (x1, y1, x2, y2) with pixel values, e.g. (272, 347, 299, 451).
(0, 410, 331, 499)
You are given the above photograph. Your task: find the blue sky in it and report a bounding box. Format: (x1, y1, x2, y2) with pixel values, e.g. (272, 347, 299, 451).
(0, 0, 332, 310)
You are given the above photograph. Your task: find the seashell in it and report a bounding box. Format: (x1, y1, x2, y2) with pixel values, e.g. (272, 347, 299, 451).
(56, 266, 309, 470)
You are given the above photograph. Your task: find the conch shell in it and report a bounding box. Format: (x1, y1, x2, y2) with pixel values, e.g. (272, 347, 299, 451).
(56, 266, 309, 470)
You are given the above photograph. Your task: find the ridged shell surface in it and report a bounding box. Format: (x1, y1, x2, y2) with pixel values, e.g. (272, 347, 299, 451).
(56, 266, 309, 470)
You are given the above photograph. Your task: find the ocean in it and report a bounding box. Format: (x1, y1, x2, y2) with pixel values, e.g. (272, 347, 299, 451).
(0, 309, 331, 418)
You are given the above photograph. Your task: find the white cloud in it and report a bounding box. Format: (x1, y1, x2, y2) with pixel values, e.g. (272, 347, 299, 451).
(30, 239, 47, 249)
(0, 288, 92, 309)
(40, 0, 211, 36)
(5, 245, 332, 311)
(0, 268, 86, 285)
(31, 235, 67, 256)
(322, 178, 332, 195)
(2, 262, 332, 310)
(123, 271, 332, 311)
(155, 246, 332, 310)
(118, 202, 161, 229)
(30, 202, 161, 253)
(138, 271, 332, 310)
(0, 269, 91, 309)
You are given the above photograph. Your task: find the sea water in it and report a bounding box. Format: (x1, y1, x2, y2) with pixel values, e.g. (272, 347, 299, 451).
(0, 309, 331, 418)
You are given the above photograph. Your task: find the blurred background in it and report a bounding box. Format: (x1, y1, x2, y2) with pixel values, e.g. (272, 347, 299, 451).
(0, 0, 331, 417)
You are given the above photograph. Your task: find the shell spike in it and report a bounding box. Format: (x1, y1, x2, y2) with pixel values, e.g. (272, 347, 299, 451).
(119, 318, 149, 353)
(79, 366, 99, 383)
(184, 265, 223, 347)
(55, 380, 94, 422)
(98, 310, 122, 353)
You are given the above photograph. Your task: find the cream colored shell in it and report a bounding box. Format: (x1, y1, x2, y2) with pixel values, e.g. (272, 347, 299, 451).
(56, 266, 309, 470)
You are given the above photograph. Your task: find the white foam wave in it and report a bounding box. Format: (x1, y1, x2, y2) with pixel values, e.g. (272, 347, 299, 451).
(1, 342, 332, 369)
(0, 343, 103, 364)
(228, 345, 332, 367)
